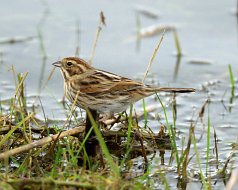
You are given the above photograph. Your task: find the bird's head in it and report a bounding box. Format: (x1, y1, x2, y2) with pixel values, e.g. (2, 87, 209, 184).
(53, 57, 92, 79)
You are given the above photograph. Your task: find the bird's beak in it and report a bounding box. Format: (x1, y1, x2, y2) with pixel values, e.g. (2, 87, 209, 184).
(52, 61, 62, 67)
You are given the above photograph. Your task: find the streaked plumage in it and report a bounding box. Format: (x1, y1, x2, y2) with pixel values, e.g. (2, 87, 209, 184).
(53, 57, 195, 113)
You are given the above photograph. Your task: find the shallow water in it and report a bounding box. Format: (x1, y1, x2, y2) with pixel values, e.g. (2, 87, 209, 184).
(0, 0, 238, 189)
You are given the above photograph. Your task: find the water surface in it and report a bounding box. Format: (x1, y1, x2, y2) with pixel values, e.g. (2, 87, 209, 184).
(0, 0, 238, 189)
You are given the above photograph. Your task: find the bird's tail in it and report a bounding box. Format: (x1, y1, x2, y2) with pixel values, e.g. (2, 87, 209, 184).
(154, 87, 195, 93)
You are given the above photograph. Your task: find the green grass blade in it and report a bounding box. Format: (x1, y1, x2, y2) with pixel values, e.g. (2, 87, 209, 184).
(0, 98, 2, 113)
(37, 28, 47, 59)
(173, 29, 182, 56)
(78, 126, 94, 154)
(142, 98, 148, 128)
(191, 127, 208, 189)
(228, 64, 235, 89)
(206, 107, 211, 176)
(0, 113, 34, 147)
(126, 103, 133, 149)
(50, 145, 63, 177)
(156, 94, 179, 165)
(86, 109, 120, 178)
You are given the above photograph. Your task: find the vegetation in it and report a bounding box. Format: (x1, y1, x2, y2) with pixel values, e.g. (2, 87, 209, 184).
(0, 63, 236, 189)
(0, 8, 237, 190)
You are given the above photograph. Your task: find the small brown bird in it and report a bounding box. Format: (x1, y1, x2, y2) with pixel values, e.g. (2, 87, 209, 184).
(53, 57, 195, 114)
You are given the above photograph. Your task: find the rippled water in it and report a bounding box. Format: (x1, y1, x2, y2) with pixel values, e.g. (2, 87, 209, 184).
(0, 0, 238, 189)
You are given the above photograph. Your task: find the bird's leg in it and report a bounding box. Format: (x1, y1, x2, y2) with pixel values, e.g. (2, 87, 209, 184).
(85, 109, 98, 137)
(84, 109, 100, 167)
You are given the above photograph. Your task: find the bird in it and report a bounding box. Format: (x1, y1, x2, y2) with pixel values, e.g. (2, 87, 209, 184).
(53, 57, 195, 115)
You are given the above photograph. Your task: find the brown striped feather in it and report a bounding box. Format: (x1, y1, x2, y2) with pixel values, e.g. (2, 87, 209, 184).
(55, 57, 195, 113)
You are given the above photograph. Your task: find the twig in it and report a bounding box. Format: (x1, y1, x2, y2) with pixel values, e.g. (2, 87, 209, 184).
(40, 67, 56, 93)
(142, 30, 165, 83)
(7, 178, 96, 189)
(0, 36, 35, 44)
(136, 130, 148, 164)
(89, 11, 106, 65)
(14, 72, 28, 98)
(0, 126, 85, 160)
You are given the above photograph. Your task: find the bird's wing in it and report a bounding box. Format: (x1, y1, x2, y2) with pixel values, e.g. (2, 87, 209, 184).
(78, 69, 144, 94)
(109, 80, 144, 92)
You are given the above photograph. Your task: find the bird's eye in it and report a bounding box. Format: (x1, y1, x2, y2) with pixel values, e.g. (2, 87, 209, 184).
(66, 61, 73, 67)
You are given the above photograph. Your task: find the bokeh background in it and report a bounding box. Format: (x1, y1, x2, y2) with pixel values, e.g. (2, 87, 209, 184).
(0, 0, 237, 95)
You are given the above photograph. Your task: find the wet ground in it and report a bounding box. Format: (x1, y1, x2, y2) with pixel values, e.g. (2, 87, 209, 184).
(0, 0, 238, 189)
